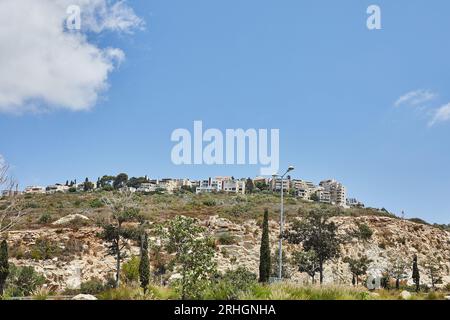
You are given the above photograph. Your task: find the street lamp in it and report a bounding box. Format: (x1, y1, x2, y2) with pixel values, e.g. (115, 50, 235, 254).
(273, 165, 294, 281)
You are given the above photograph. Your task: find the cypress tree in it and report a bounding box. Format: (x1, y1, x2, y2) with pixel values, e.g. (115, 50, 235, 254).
(139, 233, 150, 294)
(412, 255, 420, 292)
(259, 209, 271, 283)
(0, 240, 9, 296)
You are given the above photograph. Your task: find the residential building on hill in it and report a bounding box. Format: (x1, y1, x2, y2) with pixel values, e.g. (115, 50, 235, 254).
(319, 179, 347, 207)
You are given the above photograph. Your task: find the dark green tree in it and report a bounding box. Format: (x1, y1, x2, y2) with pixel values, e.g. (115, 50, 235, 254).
(310, 193, 320, 202)
(344, 255, 372, 286)
(255, 181, 269, 191)
(83, 177, 94, 192)
(293, 250, 320, 284)
(0, 240, 9, 296)
(99, 175, 116, 188)
(286, 209, 342, 284)
(127, 177, 150, 188)
(412, 255, 420, 292)
(245, 178, 254, 194)
(259, 209, 271, 283)
(139, 232, 150, 294)
(113, 173, 129, 189)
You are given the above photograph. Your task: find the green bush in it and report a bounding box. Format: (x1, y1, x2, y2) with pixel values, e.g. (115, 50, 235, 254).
(202, 199, 216, 207)
(38, 212, 53, 224)
(217, 232, 236, 245)
(122, 256, 140, 284)
(80, 278, 108, 295)
(30, 237, 59, 260)
(352, 223, 373, 241)
(4, 264, 45, 297)
(205, 267, 257, 300)
(89, 198, 104, 208)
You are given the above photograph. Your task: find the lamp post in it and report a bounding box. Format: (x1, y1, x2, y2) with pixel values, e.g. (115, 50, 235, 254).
(273, 165, 294, 281)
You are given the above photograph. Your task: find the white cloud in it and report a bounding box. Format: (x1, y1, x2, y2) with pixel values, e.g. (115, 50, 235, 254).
(77, 0, 145, 33)
(0, 0, 143, 114)
(394, 89, 437, 107)
(429, 103, 450, 127)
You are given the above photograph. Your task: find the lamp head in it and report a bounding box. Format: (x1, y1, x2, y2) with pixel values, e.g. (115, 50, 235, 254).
(288, 166, 295, 172)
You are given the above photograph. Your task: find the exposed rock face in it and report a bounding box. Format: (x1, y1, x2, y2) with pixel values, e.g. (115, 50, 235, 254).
(7, 227, 139, 291)
(6, 215, 450, 292)
(52, 214, 89, 226)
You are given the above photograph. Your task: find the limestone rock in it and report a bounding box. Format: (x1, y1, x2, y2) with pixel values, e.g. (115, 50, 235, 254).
(72, 294, 98, 300)
(53, 214, 89, 226)
(400, 291, 412, 300)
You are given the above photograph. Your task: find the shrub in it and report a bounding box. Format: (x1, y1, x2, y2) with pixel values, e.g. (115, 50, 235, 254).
(4, 264, 45, 297)
(352, 223, 373, 241)
(97, 286, 145, 300)
(89, 198, 104, 208)
(217, 232, 236, 245)
(409, 218, 429, 225)
(205, 267, 257, 300)
(38, 212, 53, 224)
(202, 199, 216, 207)
(122, 256, 140, 284)
(30, 237, 59, 260)
(80, 278, 108, 295)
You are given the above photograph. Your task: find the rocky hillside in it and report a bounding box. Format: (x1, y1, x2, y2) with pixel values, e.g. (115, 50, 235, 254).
(5, 213, 450, 292)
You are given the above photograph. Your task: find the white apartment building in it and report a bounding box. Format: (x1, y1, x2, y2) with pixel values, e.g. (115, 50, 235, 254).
(136, 182, 158, 193)
(315, 187, 331, 204)
(292, 180, 316, 200)
(46, 184, 69, 194)
(222, 179, 246, 194)
(346, 198, 364, 208)
(24, 186, 46, 194)
(270, 177, 291, 192)
(196, 178, 222, 194)
(319, 179, 347, 207)
(196, 177, 245, 194)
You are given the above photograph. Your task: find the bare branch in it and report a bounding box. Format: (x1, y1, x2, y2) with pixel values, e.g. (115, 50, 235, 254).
(0, 159, 27, 235)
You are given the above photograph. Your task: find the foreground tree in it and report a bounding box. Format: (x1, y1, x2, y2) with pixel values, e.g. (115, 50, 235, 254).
(286, 209, 342, 284)
(270, 248, 290, 279)
(0, 160, 26, 234)
(293, 250, 320, 284)
(0, 240, 9, 296)
(156, 216, 216, 299)
(259, 209, 271, 283)
(412, 255, 420, 292)
(388, 256, 409, 290)
(101, 192, 141, 288)
(344, 255, 372, 286)
(139, 232, 150, 294)
(423, 254, 443, 289)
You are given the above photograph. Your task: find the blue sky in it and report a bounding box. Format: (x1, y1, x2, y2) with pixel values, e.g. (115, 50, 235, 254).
(1, 0, 450, 223)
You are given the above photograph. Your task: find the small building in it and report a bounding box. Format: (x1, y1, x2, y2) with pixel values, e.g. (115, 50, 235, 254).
(46, 184, 69, 194)
(24, 186, 46, 194)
